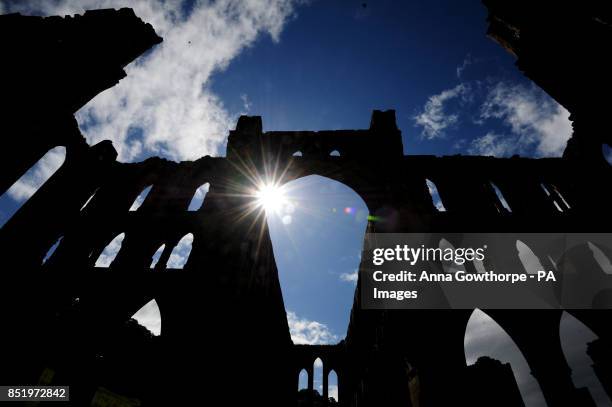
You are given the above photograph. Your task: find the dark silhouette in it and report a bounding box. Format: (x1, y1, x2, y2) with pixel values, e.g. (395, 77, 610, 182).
(0, 2, 611, 407)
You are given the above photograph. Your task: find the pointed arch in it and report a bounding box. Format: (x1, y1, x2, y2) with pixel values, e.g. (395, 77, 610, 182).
(560, 312, 612, 406)
(464, 309, 546, 406)
(516, 240, 545, 274)
(298, 368, 308, 391)
(150, 244, 166, 269)
(131, 299, 161, 336)
(167, 233, 194, 269)
(95, 232, 126, 267)
(328, 369, 339, 402)
(267, 175, 368, 345)
(426, 179, 446, 211)
(187, 183, 209, 211)
(42, 236, 63, 265)
(490, 182, 512, 212)
(313, 358, 323, 395)
(129, 185, 153, 211)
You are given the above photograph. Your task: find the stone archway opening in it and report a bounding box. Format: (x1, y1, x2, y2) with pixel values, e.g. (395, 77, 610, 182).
(464, 309, 546, 407)
(264, 175, 369, 346)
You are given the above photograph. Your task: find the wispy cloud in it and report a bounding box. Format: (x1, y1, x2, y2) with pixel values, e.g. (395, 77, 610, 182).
(339, 270, 358, 283)
(413, 83, 470, 139)
(456, 53, 473, 78)
(287, 311, 338, 345)
(3, 0, 303, 162)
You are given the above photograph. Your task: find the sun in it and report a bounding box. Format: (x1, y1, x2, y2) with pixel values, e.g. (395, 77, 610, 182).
(255, 183, 287, 213)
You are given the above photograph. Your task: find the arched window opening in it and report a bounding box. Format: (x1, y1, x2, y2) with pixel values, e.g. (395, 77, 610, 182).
(328, 369, 339, 402)
(187, 183, 209, 211)
(95, 233, 126, 267)
(131, 299, 161, 336)
(560, 312, 612, 406)
(292, 151, 303, 157)
(516, 240, 545, 274)
(42, 236, 63, 265)
(490, 182, 512, 213)
(267, 175, 368, 345)
(602, 144, 612, 166)
(541, 183, 570, 212)
(587, 242, 612, 274)
(167, 233, 193, 269)
(314, 358, 323, 396)
(426, 179, 446, 212)
(298, 369, 308, 391)
(551, 184, 571, 210)
(129, 185, 153, 211)
(80, 188, 99, 211)
(0, 146, 66, 228)
(464, 309, 546, 407)
(330, 150, 341, 157)
(150, 244, 165, 269)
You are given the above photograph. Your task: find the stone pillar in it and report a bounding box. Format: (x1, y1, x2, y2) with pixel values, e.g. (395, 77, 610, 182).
(323, 366, 329, 403)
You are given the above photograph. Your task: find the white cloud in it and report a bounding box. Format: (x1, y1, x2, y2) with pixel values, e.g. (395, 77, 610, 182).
(472, 82, 572, 157)
(131, 299, 162, 336)
(464, 309, 547, 407)
(6, 146, 66, 202)
(287, 311, 338, 345)
(95, 232, 125, 267)
(3, 0, 302, 162)
(456, 54, 472, 78)
(468, 132, 518, 157)
(167, 233, 194, 268)
(414, 83, 470, 139)
(328, 384, 338, 401)
(339, 270, 358, 283)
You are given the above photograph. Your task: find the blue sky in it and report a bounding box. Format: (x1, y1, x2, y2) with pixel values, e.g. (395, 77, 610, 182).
(1, 0, 610, 405)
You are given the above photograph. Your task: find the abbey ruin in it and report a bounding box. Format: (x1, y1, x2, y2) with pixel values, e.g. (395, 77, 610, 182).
(0, 2, 611, 406)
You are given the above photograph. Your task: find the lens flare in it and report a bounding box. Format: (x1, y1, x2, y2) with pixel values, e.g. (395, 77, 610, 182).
(255, 183, 287, 212)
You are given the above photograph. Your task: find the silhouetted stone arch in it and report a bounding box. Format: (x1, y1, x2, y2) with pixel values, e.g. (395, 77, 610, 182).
(426, 178, 446, 212)
(298, 368, 308, 390)
(328, 369, 339, 402)
(129, 185, 153, 211)
(540, 182, 571, 212)
(167, 233, 193, 269)
(490, 182, 512, 213)
(95, 232, 126, 267)
(187, 183, 209, 211)
(150, 244, 165, 269)
(516, 240, 545, 274)
(464, 309, 546, 406)
(267, 175, 369, 341)
(559, 311, 611, 405)
(131, 299, 162, 336)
